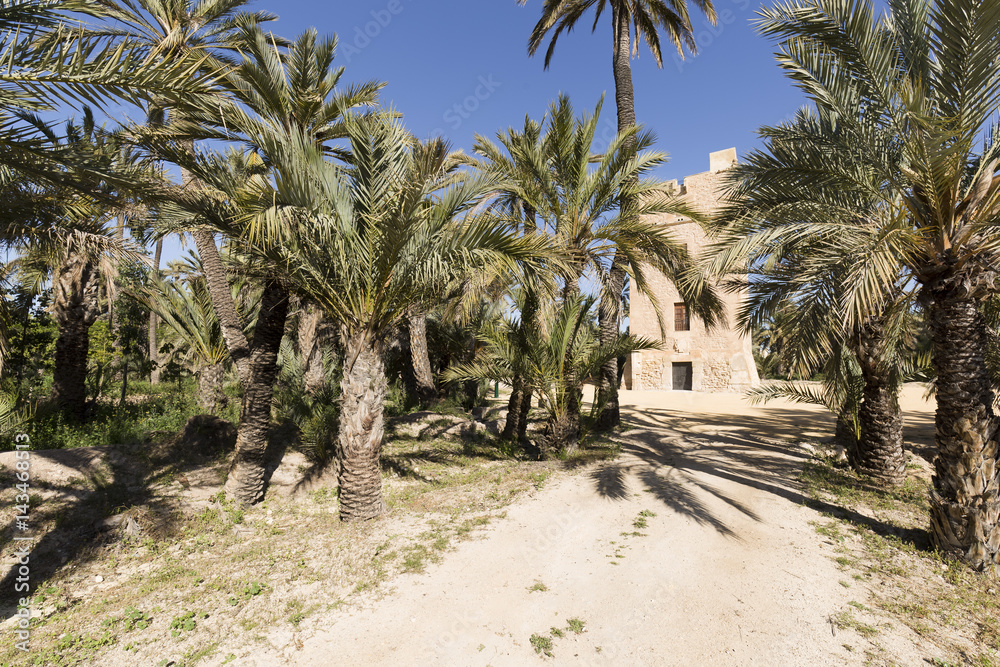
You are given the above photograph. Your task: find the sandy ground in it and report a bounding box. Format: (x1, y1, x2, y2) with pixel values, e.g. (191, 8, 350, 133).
(238, 385, 937, 666)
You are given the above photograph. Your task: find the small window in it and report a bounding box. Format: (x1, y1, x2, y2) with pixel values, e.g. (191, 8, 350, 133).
(674, 302, 690, 331)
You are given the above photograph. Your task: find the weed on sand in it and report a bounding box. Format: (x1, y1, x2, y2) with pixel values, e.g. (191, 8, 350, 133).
(801, 454, 1000, 666)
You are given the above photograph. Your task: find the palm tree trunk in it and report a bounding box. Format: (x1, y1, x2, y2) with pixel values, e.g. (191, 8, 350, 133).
(597, 262, 625, 430)
(193, 229, 252, 387)
(506, 204, 540, 440)
(542, 406, 579, 459)
(149, 237, 163, 384)
(197, 363, 227, 414)
(224, 279, 289, 506)
(338, 329, 387, 522)
(610, 3, 637, 133)
(596, 2, 639, 432)
(53, 317, 91, 421)
(50, 256, 100, 421)
(560, 276, 582, 451)
(518, 385, 533, 440)
(462, 337, 480, 411)
(180, 137, 252, 389)
(505, 280, 540, 440)
(502, 375, 526, 440)
(850, 323, 906, 484)
(407, 305, 437, 406)
(923, 288, 1000, 575)
(298, 304, 326, 395)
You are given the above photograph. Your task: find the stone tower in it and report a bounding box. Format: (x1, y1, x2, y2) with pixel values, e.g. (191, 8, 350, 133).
(623, 148, 760, 393)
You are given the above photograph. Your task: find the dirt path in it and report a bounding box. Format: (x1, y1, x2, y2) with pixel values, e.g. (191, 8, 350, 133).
(244, 386, 936, 666)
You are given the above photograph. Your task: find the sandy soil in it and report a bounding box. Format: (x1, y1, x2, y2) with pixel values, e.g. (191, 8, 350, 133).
(236, 385, 937, 666)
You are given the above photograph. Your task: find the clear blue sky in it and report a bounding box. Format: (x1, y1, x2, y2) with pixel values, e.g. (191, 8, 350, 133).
(155, 0, 804, 263)
(267, 0, 802, 179)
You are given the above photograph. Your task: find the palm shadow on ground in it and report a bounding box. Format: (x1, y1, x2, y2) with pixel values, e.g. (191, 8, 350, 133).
(0, 415, 236, 612)
(575, 402, 933, 550)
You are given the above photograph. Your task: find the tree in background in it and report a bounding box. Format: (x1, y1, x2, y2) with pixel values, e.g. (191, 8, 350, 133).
(750, 0, 1000, 574)
(519, 0, 717, 429)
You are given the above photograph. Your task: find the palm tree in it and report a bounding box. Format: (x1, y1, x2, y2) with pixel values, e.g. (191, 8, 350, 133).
(295, 300, 331, 397)
(447, 294, 659, 455)
(750, 0, 1000, 573)
(469, 114, 551, 441)
(93, 0, 280, 385)
(13, 110, 145, 420)
(518, 0, 717, 429)
(709, 103, 931, 484)
(739, 255, 928, 483)
(142, 26, 383, 506)
(0, 3, 217, 384)
(133, 260, 258, 413)
(403, 136, 470, 407)
(267, 112, 544, 521)
(475, 95, 721, 440)
(0, 0, 213, 199)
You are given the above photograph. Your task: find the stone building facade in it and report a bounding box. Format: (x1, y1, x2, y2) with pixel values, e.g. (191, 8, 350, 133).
(623, 148, 760, 393)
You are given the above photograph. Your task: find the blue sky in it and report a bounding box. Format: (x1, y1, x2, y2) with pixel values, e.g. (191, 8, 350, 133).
(154, 0, 805, 264)
(267, 0, 803, 179)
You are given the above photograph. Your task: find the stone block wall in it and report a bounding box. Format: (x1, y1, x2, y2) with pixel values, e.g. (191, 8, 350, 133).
(624, 148, 760, 393)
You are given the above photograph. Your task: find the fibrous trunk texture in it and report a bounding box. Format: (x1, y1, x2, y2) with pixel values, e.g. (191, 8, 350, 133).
(149, 237, 163, 384)
(596, 2, 638, 432)
(851, 323, 906, 484)
(51, 256, 101, 421)
(197, 363, 227, 414)
(518, 386, 532, 441)
(542, 408, 579, 459)
(297, 304, 326, 395)
(407, 306, 436, 406)
(596, 259, 625, 430)
(180, 142, 251, 389)
(224, 279, 289, 506)
(193, 229, 251, 387)
(502, 376, 526, 441)
(924, 287, 1000, 576)
(338, 330, 388, 522)
(561, 276, 582, 452)
(504, 286, 540, 441)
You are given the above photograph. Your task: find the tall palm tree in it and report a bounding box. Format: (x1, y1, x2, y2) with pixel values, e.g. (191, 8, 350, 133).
(143, 26, 382, 506)
(476, 95, 721, 440)
(93, 0, 280, 385)
(518, 0, 717, 429)
(14, 110, 145, 420)
(750, 0, 1000, 574)
(269, 112, 544, 521)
